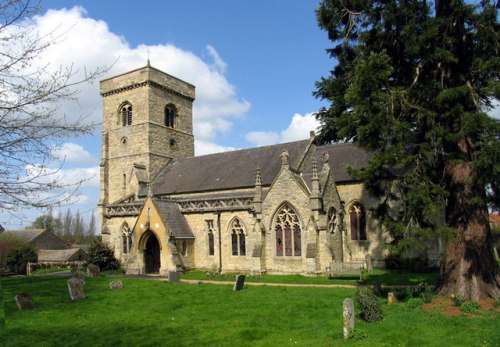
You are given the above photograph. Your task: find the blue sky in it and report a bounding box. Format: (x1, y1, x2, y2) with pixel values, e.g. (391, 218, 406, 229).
(1, 1, 334, 229)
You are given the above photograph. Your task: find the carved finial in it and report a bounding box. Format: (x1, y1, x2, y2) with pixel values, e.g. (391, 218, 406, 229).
(146, 49, 151, 66)
(280, 149, 289, 166)
(147, 180, 153, 198)
(255, 167, 262, 186)
(323, 151, 329, 164)
(312, 157, 319, 180)
(309, 130, 315, 139)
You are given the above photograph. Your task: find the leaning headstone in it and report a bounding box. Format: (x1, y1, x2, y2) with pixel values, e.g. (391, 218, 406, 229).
(109, 280, 123, 290)
(168, 271, 181, 283)
(87, 264, 100, 278)
(233, 274, 245, 291)
(15, 293, 35, 310)
(373, 282, 383, 296)
(343, 298, 355, 339)
(72, 269, 86, 285)
(67, 277, 85, 301)
(365, 254, 373, 273)
(388, 292, 397, 304)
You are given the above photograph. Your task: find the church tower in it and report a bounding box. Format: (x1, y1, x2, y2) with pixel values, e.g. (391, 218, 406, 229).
(98, 64, 195, 230)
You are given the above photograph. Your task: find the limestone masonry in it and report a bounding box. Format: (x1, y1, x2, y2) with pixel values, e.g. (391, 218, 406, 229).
(99, 64, 441, 276)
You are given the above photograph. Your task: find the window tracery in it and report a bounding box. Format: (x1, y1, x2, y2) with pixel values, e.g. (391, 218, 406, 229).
(165, 104, 176, 128)
(349, 202, 366, 240)
(230, 218, 246, 256)
(274, 204, 301, 256)
(122, 223, 132, 254)
(121, 104, 132, 126)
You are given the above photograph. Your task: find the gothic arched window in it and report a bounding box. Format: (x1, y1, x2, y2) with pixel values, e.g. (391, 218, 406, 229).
(122, 223, 132, 254)
(207, 220, 215, 256)
(121, 104, 132, 126)
(349, 202, 366, 241)
(230, 218, 246, 256)
(165, 104, 176, 128)
(274, 204, 301, 256)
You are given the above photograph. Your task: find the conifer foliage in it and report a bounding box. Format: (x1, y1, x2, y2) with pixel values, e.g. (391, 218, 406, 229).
(315, 0, 499, 299)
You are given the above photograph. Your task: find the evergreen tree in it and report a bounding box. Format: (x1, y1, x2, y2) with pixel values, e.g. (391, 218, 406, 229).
(315, 0, 499, 300)
(73, 209, 84, 244)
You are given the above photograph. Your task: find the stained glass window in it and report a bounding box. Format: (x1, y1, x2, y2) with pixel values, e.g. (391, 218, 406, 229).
(274, 204, 301, 256)
(207, 220, 215, 256)
(230, 218, 246, 256)
(349, 202, 366, 241)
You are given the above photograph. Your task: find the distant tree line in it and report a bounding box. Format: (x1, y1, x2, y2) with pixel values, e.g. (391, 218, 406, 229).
(29, 208, 97, 245)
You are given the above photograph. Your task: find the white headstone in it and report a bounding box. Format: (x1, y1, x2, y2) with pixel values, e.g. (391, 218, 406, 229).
(343, 298, 355, 339)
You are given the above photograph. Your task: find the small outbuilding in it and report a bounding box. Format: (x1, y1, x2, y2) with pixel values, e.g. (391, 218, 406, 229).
(37, 248, 87, 262)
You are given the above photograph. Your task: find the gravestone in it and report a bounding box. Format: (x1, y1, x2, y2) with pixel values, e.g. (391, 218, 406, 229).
(67, 277, 85, 301)
(373, 282, 383, 296)
(233, 274, 245, 291)
(388, 292, 397, 304)
(168, 271, 181, 283)
(343, 298, 355, 339)
(72, 269, 86, 285)
(87, 264, 100, 278)
(15, 293, 35, 310)
(365, 254, 373, 273)
(109, 280, 123, 290)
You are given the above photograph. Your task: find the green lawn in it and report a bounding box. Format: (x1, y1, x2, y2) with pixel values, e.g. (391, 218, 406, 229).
(183, 268, 439, 286)
(1, 275, 498, 346)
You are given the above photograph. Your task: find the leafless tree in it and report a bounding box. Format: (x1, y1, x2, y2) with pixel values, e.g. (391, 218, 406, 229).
(0, 0, 107, 214)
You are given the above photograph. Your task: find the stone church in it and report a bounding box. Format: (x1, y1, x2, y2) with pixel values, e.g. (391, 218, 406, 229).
(98, 64, 395, 276)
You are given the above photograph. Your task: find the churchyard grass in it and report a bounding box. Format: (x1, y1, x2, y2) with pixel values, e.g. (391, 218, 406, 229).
(2, 275, 498, 346)
(182, 268, 439, 286)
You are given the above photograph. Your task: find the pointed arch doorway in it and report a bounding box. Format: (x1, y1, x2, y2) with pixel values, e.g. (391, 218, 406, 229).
(144, 232, 160, 274)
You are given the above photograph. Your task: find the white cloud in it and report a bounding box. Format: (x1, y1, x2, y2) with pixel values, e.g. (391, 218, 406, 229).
(28, 7, 250, 144)
(246, 112, 320, 147)
(195, 140, 237, 156)
(245, 131, 280, 147)
(51, 143, 94, 164)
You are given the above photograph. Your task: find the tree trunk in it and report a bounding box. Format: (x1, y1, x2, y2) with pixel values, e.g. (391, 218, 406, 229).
(437, 140, 500, 300)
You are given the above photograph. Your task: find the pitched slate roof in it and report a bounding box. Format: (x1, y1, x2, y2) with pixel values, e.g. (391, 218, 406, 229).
(38, 248, 86, 262)
(1, 229, 45, 242)
(316, 142, 373, 182)
(154, 200, 194, 239)
(151, 140, 310, 196)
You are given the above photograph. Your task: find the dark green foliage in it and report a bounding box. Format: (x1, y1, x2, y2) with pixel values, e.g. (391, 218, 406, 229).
(495, 296, 500, 308)
(406, 298, 424, 309)
(85, 239, 119, 271)
(6, 246, 37, 274)
(384, 254, 434, 272)
(460, 301, 481, 314)
(315, 0, 500, 299)
(354, 287, 383, 322)
(419, 283, 434, 303)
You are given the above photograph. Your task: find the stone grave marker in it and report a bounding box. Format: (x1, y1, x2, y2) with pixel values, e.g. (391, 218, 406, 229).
(365, 254, 373, 273)
(72, 269, 86, 285)
(109, 280, 123, 290)
(373, 282, 383, 296)
(168, 271, 181, 283)
(233, 274, 245, 291)
(15, 293, 35, 310)
(388, 292, 397, 304)
(343, 298, 355, 339)
(87, 264, 100, 278)
(67, 277, 85, 301)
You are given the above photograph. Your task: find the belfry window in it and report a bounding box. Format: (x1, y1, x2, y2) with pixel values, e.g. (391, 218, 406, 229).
(230, 218, 246, 256)
(274, 204, 301, 256)
(121, 104, 132, 126)
(165, 104, 176, 128)
(207, 220, 215, 256)
(349, 202, 366, 241)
